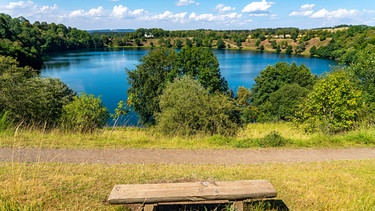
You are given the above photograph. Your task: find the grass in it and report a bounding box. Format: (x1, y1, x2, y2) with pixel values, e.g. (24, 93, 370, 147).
(0, 160, 374, 210)
(1, 122, 374, 210)
(0, 122, 374, 149)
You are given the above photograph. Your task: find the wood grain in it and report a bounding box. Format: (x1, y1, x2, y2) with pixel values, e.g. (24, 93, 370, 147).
(107, 180, 277, 204)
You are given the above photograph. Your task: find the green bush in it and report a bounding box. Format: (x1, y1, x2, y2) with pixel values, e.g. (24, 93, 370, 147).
(258, 131, 289, 147)
(1, 77, 74, 128)
(297, 69, 363, 133)
(155, 76, 239, 136)
(60, 94, 109, 133)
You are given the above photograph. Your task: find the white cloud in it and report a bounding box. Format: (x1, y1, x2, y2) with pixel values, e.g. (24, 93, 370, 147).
(176, 0, 198, 6)
(289, 4, 315, 16)
(189, 12, 241, 22)
(311, 8, 359, 19)
(111, 5, 145, 18)
(0, 1, 58, 16)
(215, 4, 235, 13)
(112, 5, 129, 18)
(69, 6, 106, 18)
(242, 0, 274, 16)
(301, 4, 315, 10)
(144, 11, 187, 23)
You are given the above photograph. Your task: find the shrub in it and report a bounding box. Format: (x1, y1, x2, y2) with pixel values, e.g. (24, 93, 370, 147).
(155, 76, 239, 136)
(1, 77, 74, 128)
(297, 69, 363, 133)
(258, 131, 289, 147)
(60, 94, 109, 133)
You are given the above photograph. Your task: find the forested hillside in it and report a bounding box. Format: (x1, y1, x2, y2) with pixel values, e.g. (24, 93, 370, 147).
(0, 13, 103, 69)
(2, 13, 375, 70)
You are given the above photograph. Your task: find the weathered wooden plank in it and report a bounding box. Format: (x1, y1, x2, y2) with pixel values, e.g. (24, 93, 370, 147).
(108, 180, 277, 204)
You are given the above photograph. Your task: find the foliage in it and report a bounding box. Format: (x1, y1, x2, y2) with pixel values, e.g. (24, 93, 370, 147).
(257, 131, 289, 147)
(127, 47, 228, 125)
(297, 69, 363, 133)
(127, 48, 177, 125)
(60, 94, 109, 133)
(155, 76, 239, 136)
(268, 83, 310, 121)
(250, 62, 316, 122)
(110, 100, 130, 129)
(0, 13, 102, 69)
(0, 56, 74, 128)
(350, 45, 375, 102)
(173, 46, 228, 93)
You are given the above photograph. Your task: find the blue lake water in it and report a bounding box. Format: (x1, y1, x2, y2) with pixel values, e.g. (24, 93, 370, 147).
(41, 48, 337, 125)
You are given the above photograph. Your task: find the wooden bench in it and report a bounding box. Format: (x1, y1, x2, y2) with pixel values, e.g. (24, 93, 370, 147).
(107, 180, 277, 211)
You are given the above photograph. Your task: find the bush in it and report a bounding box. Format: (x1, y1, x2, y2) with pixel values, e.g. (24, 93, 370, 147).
(297, 69, 363, 133)
(1, 77, 74, 128)
(258, 131, 289, 147)
(60, 94, 109, 133)
(155, 76, 239, 136)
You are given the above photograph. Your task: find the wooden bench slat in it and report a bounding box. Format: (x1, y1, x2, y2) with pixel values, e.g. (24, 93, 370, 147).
(107, 180, 277, 204)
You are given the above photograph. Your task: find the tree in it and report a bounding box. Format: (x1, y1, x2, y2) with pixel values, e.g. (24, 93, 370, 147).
(173, 46, 228, 93)
(60, 94, 109, 133)
(310, 46, 317, 56)
(285, 45, 293, 54)
(155, 76, 239, 136)
(297, 69, 363, 133)
(127, 48, 177, 125)
(268, 83, 309, 121)
(217, 38, 225, 49)
(250, 62, 316, 122)
(185, 38, 192, 47)
(127, 47, 228, 125)
(350, 45, 375, 102)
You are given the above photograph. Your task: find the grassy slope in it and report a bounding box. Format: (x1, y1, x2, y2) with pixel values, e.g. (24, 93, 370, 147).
(1, 160, 374, 210)
(1, 123, 374, 149)
(1, 123, 374, 210)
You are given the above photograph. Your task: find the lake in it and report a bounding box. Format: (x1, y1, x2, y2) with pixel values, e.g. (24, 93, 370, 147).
(41, 48, 337, 125)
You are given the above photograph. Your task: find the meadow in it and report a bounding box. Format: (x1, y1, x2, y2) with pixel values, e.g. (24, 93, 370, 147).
(1, 123, 374, 210)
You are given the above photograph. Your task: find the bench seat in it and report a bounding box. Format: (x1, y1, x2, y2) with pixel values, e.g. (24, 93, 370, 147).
(107, 180, 277, 210)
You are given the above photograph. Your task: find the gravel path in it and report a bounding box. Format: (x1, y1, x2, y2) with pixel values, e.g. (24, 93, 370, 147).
(1, 147, 374, 164)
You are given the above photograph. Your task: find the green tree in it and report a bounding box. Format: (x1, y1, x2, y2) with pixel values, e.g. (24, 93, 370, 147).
(217, 38, 225, 49)
(60, 94, 109, 133)
(350, 45, 375, 102)
(173, 46, 228, 93)
(310, 46, 317, 56)
(268, 83, 309, 121)
(155, 76, 239, 136)
(297, 70, 363, 133)
(285, 45, 293, 54)
(127, 48, 177, 125)
(127, 47, 228, 125)
(250, 62, 316, 122)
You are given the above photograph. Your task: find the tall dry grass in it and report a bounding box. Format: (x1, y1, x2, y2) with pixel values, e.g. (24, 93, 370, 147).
(0, 160, 374, 210)
(1, 122, 374, 149)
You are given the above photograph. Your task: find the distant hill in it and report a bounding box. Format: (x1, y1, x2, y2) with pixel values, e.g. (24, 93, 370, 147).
(87, 29, 135, 33)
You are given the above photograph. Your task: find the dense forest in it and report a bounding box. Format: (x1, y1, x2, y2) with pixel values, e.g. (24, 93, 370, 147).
(1, 13, 375, 135)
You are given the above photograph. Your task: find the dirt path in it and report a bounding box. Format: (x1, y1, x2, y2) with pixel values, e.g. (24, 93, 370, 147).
(1, 147, 374, 164)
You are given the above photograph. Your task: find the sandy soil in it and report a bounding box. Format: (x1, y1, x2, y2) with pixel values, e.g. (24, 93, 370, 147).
(1, 147, 374, 164)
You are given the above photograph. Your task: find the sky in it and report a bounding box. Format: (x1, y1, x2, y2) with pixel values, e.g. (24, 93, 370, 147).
(1, 0, 375, 30)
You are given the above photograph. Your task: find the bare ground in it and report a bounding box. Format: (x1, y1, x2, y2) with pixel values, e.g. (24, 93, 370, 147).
(1, 147, 374, 164)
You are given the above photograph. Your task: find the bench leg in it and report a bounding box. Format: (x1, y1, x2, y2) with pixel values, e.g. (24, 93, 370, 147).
(143, 204, 156, 211)
(233, 201, 244, 211)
